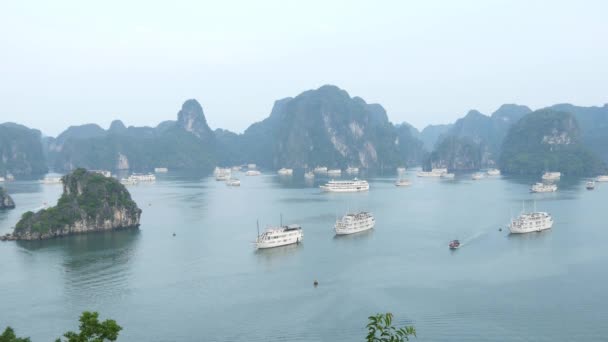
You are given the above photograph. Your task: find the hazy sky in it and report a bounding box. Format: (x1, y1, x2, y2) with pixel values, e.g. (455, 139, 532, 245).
(1, 0, 607, 137)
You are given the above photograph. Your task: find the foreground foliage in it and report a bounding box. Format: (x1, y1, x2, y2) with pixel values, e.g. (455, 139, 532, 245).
(366, 313, 416, 342)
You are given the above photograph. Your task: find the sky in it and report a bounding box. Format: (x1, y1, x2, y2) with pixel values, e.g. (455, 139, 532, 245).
(0, 0, 607, 137)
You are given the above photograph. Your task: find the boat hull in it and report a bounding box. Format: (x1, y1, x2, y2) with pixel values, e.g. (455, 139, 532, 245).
(509, 220, 553, 234)
(320, 185, 370, 192)
(256, 234, 303, 249)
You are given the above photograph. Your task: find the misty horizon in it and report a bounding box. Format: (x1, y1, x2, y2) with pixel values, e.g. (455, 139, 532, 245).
(1, 1, 607, 137)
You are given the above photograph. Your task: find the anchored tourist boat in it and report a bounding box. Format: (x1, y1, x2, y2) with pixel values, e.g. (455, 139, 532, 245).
(320, 178, 369, 192)
(245, 170, 261, 176)
(395, 179, 411, 187)
(313, 166, 328, 174)
(131, 173, 156, 182)
(508, 210, 553, 234)
(226, 178, 241, 186)
(41, 176, 62, 184)
(120, 177, 137, 185)
(214, 167, 231, 181)
(255, 223, 303, 249)
(0, 177, 4, 182)
(327, 169, 342, 177)
(586, 181, 595, 190)
(346, 167, 359, 175)
(334, 212, 375, 235)
(247, 164, 257, 170)
(530, 182, 557, 193)
(441, 173, 455, 179)
(277, 168, 294, 176)
(486, 169, 501, 176)
(417, 168, 447, 177)
(596, 175, 608, 182)
(449, 240, 460, 249)
(396, 167, 406, 173)
(154, 167, 169, 173)
(542, 172, 561, 182)
(472, 172, 485, 180)
(304, 171, 315, 179)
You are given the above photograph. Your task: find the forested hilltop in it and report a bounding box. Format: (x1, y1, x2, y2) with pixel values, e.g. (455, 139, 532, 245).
(2, 86, 607, 176)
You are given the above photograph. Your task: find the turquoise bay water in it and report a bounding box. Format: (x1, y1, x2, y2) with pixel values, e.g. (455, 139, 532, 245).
(1, 171, 608, 341)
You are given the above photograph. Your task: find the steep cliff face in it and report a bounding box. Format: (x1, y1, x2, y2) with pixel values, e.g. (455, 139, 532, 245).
(0, 188, 15, 209)
(427, 104, 532, 170)
(234, 85, 425, 169)
(0, 123, 47, 177)
(499, 110, 605, 176)
(52, 100, 216, 172)
(11, 169, 141, 240)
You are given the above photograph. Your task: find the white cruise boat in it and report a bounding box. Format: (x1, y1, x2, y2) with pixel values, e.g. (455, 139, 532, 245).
(417, 168, 447, 177)
(214, 167, 231, 181)
(91, 170, 112, 177)
(320, 178, 369, 192)
(277, 168, 293, 176)
(313, 166, 328, 174)
(486, 169, 501, 176)
(441, 173, 455, 179)
(396, 167, 406, 173)
(509, 211, 553, 234)
(226, 178, 241, 186)
(395, 179, 411, 187)
(327, 169, 342, 177)
(41, 176, 62, 184)
(304, 171, 315, 179)
(530, 182, 557, 193)
(256, 224, 303, 249)
(596, 175, 608, 182)
(0, 177, 4, 182)
(245, 170, 261, 176)
(542, 172, 561, 181)
(335, 212, 375, 235)
(120, 177, 137, 185)
(131, 173, 156, 182)
(346, 167, 359, 175)
(247, 164, 257, 170)
(231, 166, 241, 172)
(472, 172, 485, 180)
(154, 167, 169, 173)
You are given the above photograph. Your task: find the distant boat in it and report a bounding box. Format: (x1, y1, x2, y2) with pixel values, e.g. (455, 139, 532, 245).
(542, 172, 561, 182)
(396, 167, 406, 174)
(247, 164, 257, 170)
(214, 167, 231, 181)
(277, 168, 293, 176)
(486, 169, 501, 176)
(530, 182, 557, 193)
(0, 177, 4, 182)
(313, 166, 328, 174)
(41, 176, 62, 184)
(586, 181, 595, 190)
(596, 175, 608, 182)
(154, 167, 169, 173)
(226, 178, 241, 187)
(304, 171, 315, 179)
(449, 240, 460, 249)
(245, 170, 261, 176)
(334, 212, 375, 235)
(471, 173, 485, 180)
(441, 173, 455, 179)
(345, 167, 359, 175)
(231, 166, 241, 172)
(320, 178, 369, 192)
(395, 179, 411, 187)
(327, 169, 342, 177)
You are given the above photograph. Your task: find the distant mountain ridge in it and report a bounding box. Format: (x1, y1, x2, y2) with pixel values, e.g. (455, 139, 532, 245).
(2, 86, 607, 176)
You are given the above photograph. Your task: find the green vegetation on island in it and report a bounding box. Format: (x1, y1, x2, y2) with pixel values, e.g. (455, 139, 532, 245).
(499, 109, 605, 176)
(12, 168, 141, 240)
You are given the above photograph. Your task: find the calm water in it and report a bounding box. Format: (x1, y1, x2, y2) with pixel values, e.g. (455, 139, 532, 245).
(1, 171, 608, 341)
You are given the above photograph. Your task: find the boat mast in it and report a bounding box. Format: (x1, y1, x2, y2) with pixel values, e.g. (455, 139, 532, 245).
(280, 213, 283, 227)
(256, 220, 260, 238)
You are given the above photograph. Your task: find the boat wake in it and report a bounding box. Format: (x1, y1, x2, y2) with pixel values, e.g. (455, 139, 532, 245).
(458, 230, 488, 247)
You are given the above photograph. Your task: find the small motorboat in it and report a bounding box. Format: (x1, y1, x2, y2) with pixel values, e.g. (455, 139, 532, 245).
(586, 181, 595, 190)
(449, 240, 460, 249)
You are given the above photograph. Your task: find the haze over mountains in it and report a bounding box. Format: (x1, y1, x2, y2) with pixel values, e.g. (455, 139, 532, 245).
(1, 85, 607, 177)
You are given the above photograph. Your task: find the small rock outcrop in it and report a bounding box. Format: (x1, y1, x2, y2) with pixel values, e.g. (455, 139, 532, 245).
(9, 168, 141, 240)
(0, 187, 15, 209)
